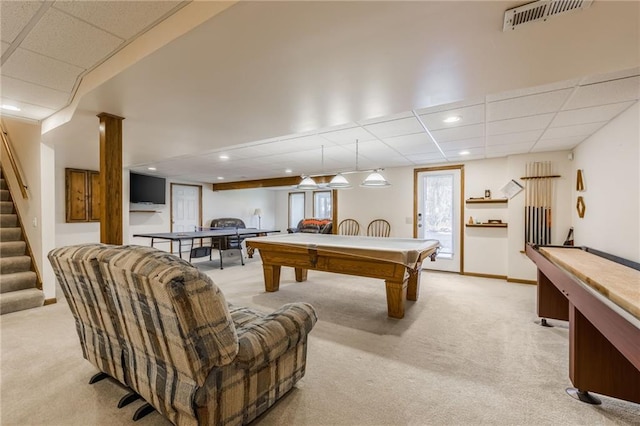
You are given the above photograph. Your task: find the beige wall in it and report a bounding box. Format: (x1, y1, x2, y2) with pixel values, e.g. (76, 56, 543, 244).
(572, 102, 639, 261)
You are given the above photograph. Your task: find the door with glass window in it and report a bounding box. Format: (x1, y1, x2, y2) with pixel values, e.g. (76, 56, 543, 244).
(415, 167, 463, 273)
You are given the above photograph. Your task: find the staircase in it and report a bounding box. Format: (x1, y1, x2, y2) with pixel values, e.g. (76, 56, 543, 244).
(0, 169, 44, 314)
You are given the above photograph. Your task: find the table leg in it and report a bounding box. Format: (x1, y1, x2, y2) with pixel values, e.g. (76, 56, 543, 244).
(295, 268, 308, 282)
(263, 264, 281, 292)
(406, 268, 421, 301)
(385, 279, 407, 319)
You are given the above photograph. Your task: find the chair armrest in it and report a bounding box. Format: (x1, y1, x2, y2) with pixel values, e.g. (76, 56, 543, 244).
(235, 303, 317, 369)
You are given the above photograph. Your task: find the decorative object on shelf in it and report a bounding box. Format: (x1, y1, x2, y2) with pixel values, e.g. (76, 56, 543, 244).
(576, 169, 585, 191)
(468, 216, 474, 225)
(487, 219, 502, 224)
(254, 208, 262, 228)
(484, 189, 491, 199)
(465, 223, 508, 228)
(466, 198, 508, 204)
(524, 161, 557, 246)
(576, 196, 586, 218)
(500, 179, 524, 199)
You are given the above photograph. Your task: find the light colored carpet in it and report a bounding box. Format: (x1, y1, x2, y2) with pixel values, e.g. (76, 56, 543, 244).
(1, 253, 639, 425)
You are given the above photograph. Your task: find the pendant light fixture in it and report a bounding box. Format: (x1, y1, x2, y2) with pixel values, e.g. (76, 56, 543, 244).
(327, 173, 351, 188)
(298, 140, 389, 189)
(361, 169, 390, 187)
(297, 175, 318, 190)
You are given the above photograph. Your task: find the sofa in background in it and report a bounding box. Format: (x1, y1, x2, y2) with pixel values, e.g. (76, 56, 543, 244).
(287, 218, 333, 234)
(48, 244, 317, 425)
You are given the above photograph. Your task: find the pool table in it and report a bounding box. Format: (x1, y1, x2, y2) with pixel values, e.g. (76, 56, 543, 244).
(245, 233, 440, 319)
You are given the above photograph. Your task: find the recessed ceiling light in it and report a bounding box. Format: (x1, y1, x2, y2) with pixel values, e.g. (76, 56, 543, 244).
(443, 115, 461, 123)
(217, 176, 224, 180)
(219, 154, 229, 160)
(1, 104, 21, 112)
(285, 169, 293, 174)
(459, 150, 470, 155)
(147, 167, 156, 171)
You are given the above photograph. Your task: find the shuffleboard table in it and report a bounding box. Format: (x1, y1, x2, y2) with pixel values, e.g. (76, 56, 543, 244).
(245, 233, 440, 319)
(526, 244, 640, 405)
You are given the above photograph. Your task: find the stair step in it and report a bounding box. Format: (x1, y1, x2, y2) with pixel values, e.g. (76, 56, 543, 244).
(0, 256, 32, 274)
(0, 288, 44, 315)
(0, 241, 26, 257)
(0, 271, 37, 293)
(0, 189, 10, 201)
(0, 179, 7, 190)
(0, 201, 13, 214)
(0, 227, 22, 241)
(0, 214, 17, 227)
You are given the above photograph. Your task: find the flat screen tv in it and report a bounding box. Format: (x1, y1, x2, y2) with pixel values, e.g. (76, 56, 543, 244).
(130, 172, 166, 204)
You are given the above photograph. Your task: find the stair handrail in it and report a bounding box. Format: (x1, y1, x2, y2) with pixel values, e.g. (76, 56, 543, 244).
(0, 122, 29, 199)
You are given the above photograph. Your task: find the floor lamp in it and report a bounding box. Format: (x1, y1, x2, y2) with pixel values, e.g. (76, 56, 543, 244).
(254, 208, 262, 229)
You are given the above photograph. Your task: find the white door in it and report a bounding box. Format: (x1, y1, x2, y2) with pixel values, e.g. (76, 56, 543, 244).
(416, 168, 462, 273)
(171, 184, 201, 253)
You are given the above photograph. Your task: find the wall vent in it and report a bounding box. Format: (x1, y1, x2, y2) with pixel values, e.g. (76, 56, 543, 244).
(503, 0, 593, 31)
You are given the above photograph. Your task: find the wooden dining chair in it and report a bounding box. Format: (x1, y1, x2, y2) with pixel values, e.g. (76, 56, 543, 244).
(338, 219, 360, 236)
(367, 219, 391, 237)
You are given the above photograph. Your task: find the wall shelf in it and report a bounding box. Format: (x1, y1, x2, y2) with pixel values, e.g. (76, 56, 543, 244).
(466, 223, 508, 228)
(129, 210, 161, 213)
(466, 198, 508, 204)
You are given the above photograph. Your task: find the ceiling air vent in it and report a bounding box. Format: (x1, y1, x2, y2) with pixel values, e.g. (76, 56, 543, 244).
(503, 0, 593, 31)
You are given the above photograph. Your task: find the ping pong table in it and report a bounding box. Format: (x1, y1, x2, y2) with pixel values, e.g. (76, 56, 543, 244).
(133, 227, 280, 268)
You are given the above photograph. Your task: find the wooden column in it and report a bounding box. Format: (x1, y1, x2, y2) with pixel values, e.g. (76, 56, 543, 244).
(97, 113, 124, 245)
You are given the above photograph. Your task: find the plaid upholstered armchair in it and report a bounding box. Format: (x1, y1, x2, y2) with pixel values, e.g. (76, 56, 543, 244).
(49, 244, 317, 425)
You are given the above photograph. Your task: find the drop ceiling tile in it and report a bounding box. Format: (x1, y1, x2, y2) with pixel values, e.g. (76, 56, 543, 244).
(487, 79, 578, 102)
(438, 137, 485, 151)
(430, 123, 484, 143)
(414, 97, 484, 115)
(551, 102, 635, 128)
(0, 1, 43, 43)
(1, 41, 10, 55)
(279, 134, 331, 149)
(363, 117, 424, 138)
(1, 48, 83, 92)
(487, 114, 554, 136)
(531, 136, 585, 151)
(580, 67, 640, 85)
(21, 7, 123, 69)
(418, 104, 485, 131)
(540, 122, 606, 140)
(383, 133, 439, 155)
(53, 1, 183, 40)
(405, 152, 446, 163)
(486, 130, 543, 146)
(486, 141, 535, 156)
(487, 89, 573, 121)
(0, 97, 56, 120)
(564, 76, 640, 109)
(442, 146, 484, 156)
(1, 75, 68, 110)
(319, 126, 376, 145)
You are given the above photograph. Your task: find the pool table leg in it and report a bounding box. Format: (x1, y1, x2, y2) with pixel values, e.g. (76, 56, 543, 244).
(263, 264, 281, 292)
(406, 268, 421, 301)
(385, 279, 407, 319)
(295, 268, 308, 282)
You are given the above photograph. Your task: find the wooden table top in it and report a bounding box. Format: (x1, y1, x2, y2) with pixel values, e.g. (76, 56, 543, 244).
(540, 247, 640, 321)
